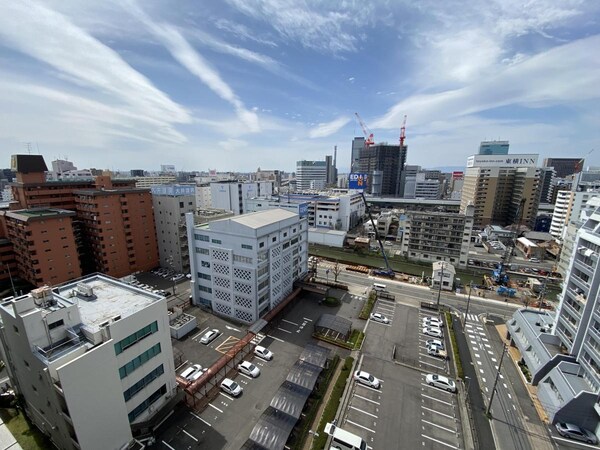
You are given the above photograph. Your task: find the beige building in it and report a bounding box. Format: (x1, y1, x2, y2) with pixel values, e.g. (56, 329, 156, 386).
(460, 154, 541, 228)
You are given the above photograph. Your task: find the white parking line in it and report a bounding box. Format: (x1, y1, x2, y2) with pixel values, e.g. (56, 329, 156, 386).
(422, 394, 453, 406)
(491, 358, 497, 362)
(419, 359, 446, 369)
(507, 393, 512, 399)
(479, 369, 484, 374)
(162, 441, 176, 450)
(182, 429, 198, 442)
(422, 434, 459, 449)
(354, 394, 380, 405)
(474, 353, 480, 358)
(349, 406, 378, 418)
(420, 384, 455, 395)
(552, 436, 599, 448)
(190, 412, 211, 427)
(482, 377, 486, 383)
(192, 327, 210, 340)
(176, 360, 189, 370)
(503, 383, 507, 389)
(208, 403, 223, 413)
(239, 373, 253, 380)
(277, 327, 292, 334)
(346, 419, 376, 434)
(268, 334, 285, 343)
(421, 406, 454, 419)
(220, 392, 234, 401)
(281, 319, 298, 326)
(422, 420, 457, 434)
(303, 317, 313, 322)
(355, 383, 381, 393)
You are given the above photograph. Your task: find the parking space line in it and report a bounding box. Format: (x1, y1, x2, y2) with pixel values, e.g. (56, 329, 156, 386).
(355, 383, 381, 393)
(176, 360, 189, 370)
(353, 394, 380, 405)
(268, 334, 285, 343)
(420, 384, 454, 395)
(239, 373, 253, 380)
(192, 327, 210, 340)
(182, 429, 198, 442)
(422, 434, 459, 449)
(189, 412, 211, 427)
(421, 406, 454, 419)
(281, 319, 298, 326)
(208, 403, 223, 413)
(303, 317, 313, 322)
(422, 420, 456, 434)
(422, 394, 453, 406)
(220, 392, 234, 401)
(345, 419, 376, 434)
(349, 406, 378, 418)
(551, 436, 599, 448)
(162, 440, 176, 449)
(419, 359, 446, 369)
(277, 327, 292, 334)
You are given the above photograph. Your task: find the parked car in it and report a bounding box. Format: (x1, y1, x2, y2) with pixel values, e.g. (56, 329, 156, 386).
(529, 257, 540, 263)
(423, 326, 443, 338)
(370, 312, 390, 324)
(238, 360, 260, 378)
(190, 365, 208, 381)
(427, 344, 448, 359)
(555, 422, 598, 444)
(172, 274, 184, 282)
(422, 317, 444, 328)
(180, 364, 201, 380)
(353, 370, 381, 389)
(220, 378, 243, 397)
(254, 345, 273, 361)
(200, 329, 220, 344)
(425, 374, 456, 392)
(426, 339, 444, 349)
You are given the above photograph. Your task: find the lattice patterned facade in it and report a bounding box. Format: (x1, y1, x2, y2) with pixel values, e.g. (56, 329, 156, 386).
(188, 210, 308, 323)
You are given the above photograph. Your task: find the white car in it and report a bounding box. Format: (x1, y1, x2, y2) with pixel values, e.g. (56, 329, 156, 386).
(220, 378, 243, 397)
(238, 360, 260, 378)
(422, 317, 444, 328)
(190, 365, 208, 381)
(370, 312, 390, 324)
(200, 329, 220, 344)
(171, 274, 184, 282)
(353, 370, 381, 389)
(426, 339, 444, 349)
(254, 345, 273, 361)
(426, 344, 447, 359)
(425, 374, 457, 392)
(423, 326, 443, 338)
(181, 364, 202, 380)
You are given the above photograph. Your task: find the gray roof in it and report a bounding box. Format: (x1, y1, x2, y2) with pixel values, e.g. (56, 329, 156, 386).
(229, 209, 298, 229)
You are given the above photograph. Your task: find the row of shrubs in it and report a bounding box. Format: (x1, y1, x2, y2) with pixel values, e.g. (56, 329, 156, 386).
(358, 291, 377, 319)
(312, 357, 354, 450)
(313, 330, 364, 350)
(445, 312, 464, 379)
(518, 361, 532, 382)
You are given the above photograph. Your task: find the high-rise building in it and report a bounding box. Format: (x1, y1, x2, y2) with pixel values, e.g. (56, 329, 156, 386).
(460, 154, 541, 228)
(544, 157, 583, 179)
(296, 160, 327, 192)
(478, 140, 509, 155)
(211, 181, 274, 215)
(325, 149, 338, 186)
(0, 275, 178, 450)
(350, 137, 365, 172)
(187, 209, 308, 322)
(538, 167, 556, 204)
(357, 144, 407, 197)
(151, 185, 196, 273)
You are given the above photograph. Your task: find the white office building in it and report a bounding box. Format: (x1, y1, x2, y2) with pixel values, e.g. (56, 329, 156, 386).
(296, 160, 327, 192)
(0, 275, 177, 450)
(195, 184, 212, 209)
(211, 181, 274, 215)
(187, 209, 308, 323)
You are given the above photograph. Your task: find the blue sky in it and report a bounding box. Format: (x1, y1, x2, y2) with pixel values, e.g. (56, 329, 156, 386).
(0, 0, 598, 173)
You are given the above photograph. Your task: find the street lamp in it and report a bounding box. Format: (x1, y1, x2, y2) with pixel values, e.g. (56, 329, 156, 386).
(463, 281, 474, 327)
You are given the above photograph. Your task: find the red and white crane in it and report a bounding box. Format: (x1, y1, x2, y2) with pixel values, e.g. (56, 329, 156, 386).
(354, 112, 374, 147)
(399, 115, 407, 148)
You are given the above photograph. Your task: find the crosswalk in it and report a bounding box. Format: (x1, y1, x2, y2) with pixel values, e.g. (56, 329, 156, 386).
(461, 313, 481, 323)
(250, 333, 266, 345)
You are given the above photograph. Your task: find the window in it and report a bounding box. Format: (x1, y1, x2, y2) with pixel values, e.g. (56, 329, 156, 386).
(242, 244, 253, 250)
(234, 255, 253, 264)
(211, 239, 222, 244)
(259, 242, 265, 248)
(118, 343, 162, 379)
(272, 237, 276, 242)
(195, 234, 209, 242)
(195, 247, 209, 255)
(13, 325, 19, 334)
(128, 384, 167, 422)
(201, 261, 211, 268)
(115, 322, 158, 355)
(123, 364, 165, 402)
(198, 285, 212, 293)
(197, 272, 211, 280)
(48, 319, 64, 330)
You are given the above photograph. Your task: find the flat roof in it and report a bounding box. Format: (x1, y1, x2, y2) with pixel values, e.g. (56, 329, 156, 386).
(6, 208, 76, 221)
(54, 275, 162, 332)
(227, 209, 298, 229)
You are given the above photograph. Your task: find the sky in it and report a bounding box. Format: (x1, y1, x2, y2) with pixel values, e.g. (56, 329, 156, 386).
(0, 0, 598, 174)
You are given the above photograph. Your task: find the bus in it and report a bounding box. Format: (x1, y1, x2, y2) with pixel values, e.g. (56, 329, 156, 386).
(325, 423, 367, 450)
(373, 282, 387, 291)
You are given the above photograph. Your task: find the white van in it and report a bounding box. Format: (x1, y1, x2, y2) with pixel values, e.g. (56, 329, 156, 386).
(325, 423, 367, 450)
(373, 282, 386, 292)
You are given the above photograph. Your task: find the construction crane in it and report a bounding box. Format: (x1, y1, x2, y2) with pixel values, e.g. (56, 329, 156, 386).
(354, 112, 374, 147)
(360, 192, 395, 278)
(399, 115, 407, 148)
(493, 197, 526, 285)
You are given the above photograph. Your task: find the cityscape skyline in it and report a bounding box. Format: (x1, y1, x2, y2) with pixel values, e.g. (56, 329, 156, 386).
(0, 1, 598, 172)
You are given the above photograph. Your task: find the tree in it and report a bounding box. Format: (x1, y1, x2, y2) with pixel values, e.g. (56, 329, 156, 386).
(332, 260, 342, 282)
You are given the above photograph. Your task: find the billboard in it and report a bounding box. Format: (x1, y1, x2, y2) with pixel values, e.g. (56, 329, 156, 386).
(298, 202, 309, 218)
(467, 154, 538, 168)
(349, 173, 368, 191)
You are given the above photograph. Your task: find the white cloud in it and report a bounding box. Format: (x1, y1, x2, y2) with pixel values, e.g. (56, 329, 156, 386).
(214, 19, 278, 47)
(124, 1, 260, 133)
(372, 35, 600, 129)
(0, 1, 190, 142)
(308, 116, 350, 138)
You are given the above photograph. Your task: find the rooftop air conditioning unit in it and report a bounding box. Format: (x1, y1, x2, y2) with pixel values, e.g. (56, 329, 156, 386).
(76, 283, 94, 297)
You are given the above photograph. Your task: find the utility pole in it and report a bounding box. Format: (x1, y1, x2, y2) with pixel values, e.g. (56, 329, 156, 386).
(463, 281, 473, 327)
(436, 262, 445, 309)
(486, 343, 508, 416)
(1, 262, 16, 297)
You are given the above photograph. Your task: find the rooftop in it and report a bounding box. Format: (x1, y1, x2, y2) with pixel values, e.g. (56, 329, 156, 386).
(7, 208, 76, 221)
(54, 274, 162, 332)
(226, 209, 298, 229)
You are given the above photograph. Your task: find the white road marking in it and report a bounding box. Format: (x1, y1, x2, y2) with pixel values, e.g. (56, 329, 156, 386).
(182, 429, 198, 442)
(484, 344, 491, 348)
(220, 392, 234, 401)
(208, 403, 223, 413)
(491, 358, 497, 362)
(421, 406, 454, 419)
(482, 377, 486, 383)
(281, 319, 298, 326)
(176, 360, 189, 370)
(552, 436, 600, 449)
(420, 384, 455, 395)
(162, 441, 176, 450)
(268, 334, 285, 343)
(480, 369, 484, 374)
(421, 434, 459, 449)
(349, 406, 378, 418)
(355, 383, 381, 393)
(482, 338, 489, 342)
(239, 373, 253, 380)
(474, 353, 481, 358)
(303, 317, 313, 322)
(422, 394, 453, 406)
(503, 383, 507, 389)
(477, 361, 482, 365)
(354, 394, 380, 405)
(277, 327, 292, 334)
(419, 359, 446, 369)
(499, 374, 504, 379)
(346, 419, 376, 434)
(192, 327, 210, 340)
(507, 393, 512, 399)
(513, 405, 517, 410)
(485, 387, 489, 392)
(422, 420, 457, 434)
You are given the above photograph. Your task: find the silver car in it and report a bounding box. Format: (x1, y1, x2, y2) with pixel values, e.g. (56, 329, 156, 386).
(238, 360, 260, 378)
(200, 329, 220, 344)
(220, 378, 243, 397)
(425, 374, 456, 392)
(555, 422, 598, 444)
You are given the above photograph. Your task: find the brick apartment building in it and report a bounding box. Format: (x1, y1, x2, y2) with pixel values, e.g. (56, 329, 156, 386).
(0, 155, 159, 287)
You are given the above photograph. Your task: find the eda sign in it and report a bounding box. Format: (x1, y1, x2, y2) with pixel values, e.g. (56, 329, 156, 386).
(349, 173, 368, 191)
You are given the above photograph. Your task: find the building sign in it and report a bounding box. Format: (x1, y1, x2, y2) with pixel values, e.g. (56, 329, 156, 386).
(151, 185, 195, 196)
(349, 173, 368, 191)
(298, 202, 309, 218)
(467, 154, 538, 168)
(452, 171, 464, 179)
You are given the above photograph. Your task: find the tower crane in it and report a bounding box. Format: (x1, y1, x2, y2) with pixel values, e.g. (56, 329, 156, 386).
(399, 115, 407, 148)
(354, 112, 374, 147)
